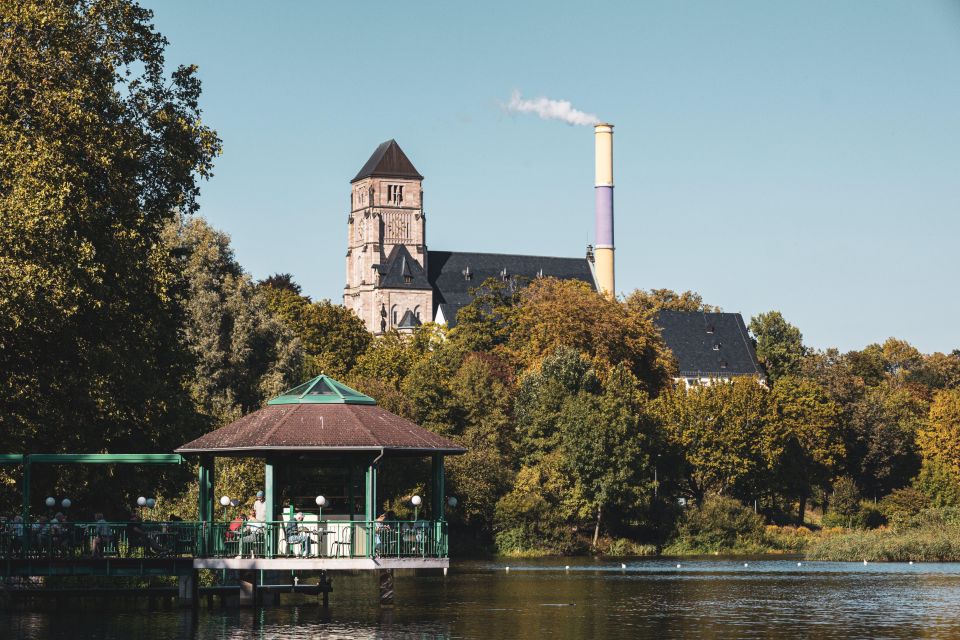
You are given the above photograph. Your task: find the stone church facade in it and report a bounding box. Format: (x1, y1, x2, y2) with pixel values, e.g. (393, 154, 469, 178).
(343, 139, 595, 334)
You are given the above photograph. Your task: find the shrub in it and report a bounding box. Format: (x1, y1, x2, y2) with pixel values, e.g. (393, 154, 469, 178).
(670, 495, 764, 553)
(914, 459, 960, 508)
(879, 487, 930, 527)
(829, 476, 862, 517)
(823, 476, 866, 527)
(602, 538, 658, 557)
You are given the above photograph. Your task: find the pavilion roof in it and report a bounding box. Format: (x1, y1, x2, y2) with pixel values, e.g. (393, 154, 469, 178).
(176, 376, 466, 455)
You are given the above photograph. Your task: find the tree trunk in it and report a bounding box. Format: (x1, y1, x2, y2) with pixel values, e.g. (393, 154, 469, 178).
(592, 506, 602, 547)
(798, 494, 807, 525)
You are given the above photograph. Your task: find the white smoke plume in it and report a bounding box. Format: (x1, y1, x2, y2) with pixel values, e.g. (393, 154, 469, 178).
(504, 90, 599, 126)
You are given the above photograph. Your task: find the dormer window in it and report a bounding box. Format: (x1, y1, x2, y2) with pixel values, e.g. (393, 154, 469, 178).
(387, 184, 404, 205)
(462, 266, 472, 281)
(403, 274, 413, 284)
(712, 343, 722, 351)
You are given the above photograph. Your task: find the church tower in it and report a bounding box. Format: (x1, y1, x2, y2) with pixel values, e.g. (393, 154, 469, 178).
(344, 140, 433, 334)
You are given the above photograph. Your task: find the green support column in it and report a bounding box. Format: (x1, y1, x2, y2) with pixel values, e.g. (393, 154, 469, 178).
(364, 462, 377, 522)
(198, 455, 214, 556)
(264, 459, 275, 557)
(432, 454, 445, 558)
(21, 455, 31, 522)
(431, 454, 445, 520)
(365, 459, 378, 558)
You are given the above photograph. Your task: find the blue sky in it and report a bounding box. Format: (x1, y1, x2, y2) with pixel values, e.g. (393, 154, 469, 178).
(147, 1, 960, 353)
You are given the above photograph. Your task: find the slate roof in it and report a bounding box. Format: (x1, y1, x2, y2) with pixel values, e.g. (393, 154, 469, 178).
(426, 250, 596, 328)
(351, 139, 423, 183)
(654, 310, 764, 379)
(378, 245, 431, 290)
(397, 309, 422, 329)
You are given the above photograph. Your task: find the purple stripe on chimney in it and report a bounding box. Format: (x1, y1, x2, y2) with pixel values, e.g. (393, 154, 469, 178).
(595, 186, 614, 247)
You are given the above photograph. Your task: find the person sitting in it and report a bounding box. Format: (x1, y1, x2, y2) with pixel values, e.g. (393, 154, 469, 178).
(374, 511, 394, 556)
(239, 509, 264, 558)
(91, 513, 114, 558)
(126, 514, 163, 556)
(227, 513, 246, 541)
(284, 512, 311, 557)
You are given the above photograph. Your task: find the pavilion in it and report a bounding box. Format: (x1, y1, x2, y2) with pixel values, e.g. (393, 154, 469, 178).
(176, 374, 466, 572)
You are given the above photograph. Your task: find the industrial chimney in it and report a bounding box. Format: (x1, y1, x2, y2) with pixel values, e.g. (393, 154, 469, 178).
(594, 123, 615, 297)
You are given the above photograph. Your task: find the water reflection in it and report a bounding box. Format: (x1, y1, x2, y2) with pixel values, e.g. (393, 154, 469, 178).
(6, 559, 960, 639)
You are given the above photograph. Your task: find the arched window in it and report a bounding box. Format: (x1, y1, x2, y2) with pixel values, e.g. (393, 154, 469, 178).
(391, 305, 398, 326)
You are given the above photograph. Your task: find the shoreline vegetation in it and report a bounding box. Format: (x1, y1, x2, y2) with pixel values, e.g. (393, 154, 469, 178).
(496, 512, 960, 563)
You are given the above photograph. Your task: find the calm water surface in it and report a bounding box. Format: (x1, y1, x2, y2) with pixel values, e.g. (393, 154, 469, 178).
(6, 557, 960, 639)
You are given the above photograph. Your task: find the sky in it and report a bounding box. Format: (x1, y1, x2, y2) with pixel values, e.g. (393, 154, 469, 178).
(145, 0, 960, 354)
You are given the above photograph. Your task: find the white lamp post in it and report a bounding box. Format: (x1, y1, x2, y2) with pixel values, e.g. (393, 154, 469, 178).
(219, 495, 230, 522)
(315, 495, 326, 521)
(411, 495, 422, 521)
(137, 496, 147, 507)
(45, 496, 56, 509)
(447, 496, 458, 508)
(146, 498, 156, 509)
(61, 498, 72, 510)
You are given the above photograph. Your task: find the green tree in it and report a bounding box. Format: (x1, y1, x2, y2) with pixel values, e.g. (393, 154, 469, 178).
(624, 288, 720, 316)
(765, 376, 843, 523)
(748, 311, 806, 383)
(844, 385, 923, 499)
(0, 0, 218, 510)
(260, 282, 371, 378)
(558, 365, 657, 545)
(654, 378, 768, 502)
(514, 347, 599, 465)
(162, 216, 301, 425)
(450, 277, 525, 353)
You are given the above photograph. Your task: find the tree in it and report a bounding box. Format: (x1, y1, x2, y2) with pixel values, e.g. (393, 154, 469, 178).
(844, 385, 924, 499)
(508, 278, 673, 393)
(260, 282, 371, 378)
(0, 0, 219, 511)
(748, 311, 806, 383)
(259, 273, 303, 295)
(558, 365, 657, 545)
(162, 216, 301, 425)
(765, 376, 843, 523)
(514, 347, 599, 465)
(450, 277, 525, 353)
(654, 378, 768, 502)
(917, 389, 960, 477)
(624, 288, 720, 316)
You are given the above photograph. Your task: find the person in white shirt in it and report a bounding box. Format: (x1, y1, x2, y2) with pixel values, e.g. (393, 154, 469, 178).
(253, 491, 266, 523)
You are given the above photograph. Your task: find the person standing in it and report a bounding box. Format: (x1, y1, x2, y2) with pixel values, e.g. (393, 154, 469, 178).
(253, 491, 267, 523)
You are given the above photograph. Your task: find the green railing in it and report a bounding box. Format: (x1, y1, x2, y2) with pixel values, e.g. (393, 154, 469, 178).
(209, 520, 448, 560)
(0, 519, 448, 561)
(0, 521, 201, 559)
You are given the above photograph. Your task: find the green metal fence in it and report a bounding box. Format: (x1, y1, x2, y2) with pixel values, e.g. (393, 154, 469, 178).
(0, 521, 201, 559)
(0, 519, 448, 561)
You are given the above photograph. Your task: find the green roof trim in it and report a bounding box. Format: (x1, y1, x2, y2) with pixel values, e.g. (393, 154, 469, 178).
(267, 375, 377, 405)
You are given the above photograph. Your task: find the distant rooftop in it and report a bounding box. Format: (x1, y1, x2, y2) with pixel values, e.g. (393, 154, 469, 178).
(655, 310, 764, 378)
(267, 375, 376, 405)
(351, 139, 423, 183)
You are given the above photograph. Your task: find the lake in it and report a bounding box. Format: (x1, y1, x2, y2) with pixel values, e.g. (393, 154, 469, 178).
(6, 557, 960, 638)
